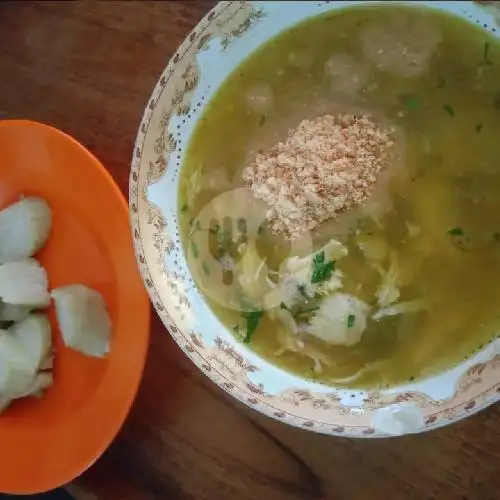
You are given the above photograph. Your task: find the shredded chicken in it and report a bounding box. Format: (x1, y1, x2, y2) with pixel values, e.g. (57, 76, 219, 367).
(372, 299, 428, 321)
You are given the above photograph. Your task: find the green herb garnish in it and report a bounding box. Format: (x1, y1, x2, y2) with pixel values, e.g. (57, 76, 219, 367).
(202, 261, 210, 276)
(190, 241, 199, 258)
(483, 41, 494, 66)
(476, 122, 483, 133)
(443, 104, 455, 117)
(311, 251, 335, 284)
(347, 314, 356, 328)
(447, 227, 469, 251)
(401, 94, 421, 111)
(181, 203, 189, 213)
(241, 310, 263, 343)
(448, 227, 464, 237)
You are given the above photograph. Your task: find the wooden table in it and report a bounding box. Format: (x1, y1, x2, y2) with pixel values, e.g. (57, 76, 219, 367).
(2, 2, 500, 499)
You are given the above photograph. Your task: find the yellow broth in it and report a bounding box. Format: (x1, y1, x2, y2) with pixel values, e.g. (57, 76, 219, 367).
(179, 5, 500, 388)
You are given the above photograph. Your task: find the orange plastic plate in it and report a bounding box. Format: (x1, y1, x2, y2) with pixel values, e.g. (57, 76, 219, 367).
(0, 120, 150, 494)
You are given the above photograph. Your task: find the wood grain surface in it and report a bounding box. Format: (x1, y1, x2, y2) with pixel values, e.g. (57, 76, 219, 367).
(1, 2, 500, 499)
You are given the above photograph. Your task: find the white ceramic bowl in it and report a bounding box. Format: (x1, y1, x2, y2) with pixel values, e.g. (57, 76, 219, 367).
(130, 0, 500, 437)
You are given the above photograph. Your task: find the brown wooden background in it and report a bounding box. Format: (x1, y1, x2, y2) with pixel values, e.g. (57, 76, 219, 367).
(2, 2, 500, 499)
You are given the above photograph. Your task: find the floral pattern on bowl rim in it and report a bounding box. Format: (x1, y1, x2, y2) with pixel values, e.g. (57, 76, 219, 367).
(130, 0, 500, 437)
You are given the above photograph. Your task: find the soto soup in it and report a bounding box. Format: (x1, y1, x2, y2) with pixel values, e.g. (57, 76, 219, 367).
(179, 4, 500, 389)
